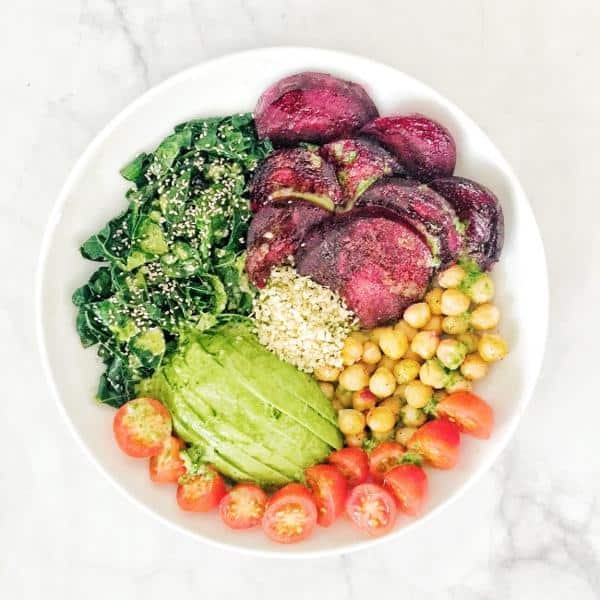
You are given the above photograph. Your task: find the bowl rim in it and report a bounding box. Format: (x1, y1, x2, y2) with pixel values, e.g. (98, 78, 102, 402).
(35, 45, 549, 559)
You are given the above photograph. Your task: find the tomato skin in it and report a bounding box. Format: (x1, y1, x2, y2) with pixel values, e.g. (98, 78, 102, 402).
(149, 436, 186, 483)
(345, 483, 397, 536)
(328, 447, 369, 487)
(176, 467, 226, 512)
(262, 483, 318, 544)
(407, 418, 461, 469)
(383, 464, 428, 516)
(305, 464, 348, 527)
(369, 441, 406, 483)
(219, 483, 268, 530)
(113, 397, 171, 458)
(436, 392, 494, 439)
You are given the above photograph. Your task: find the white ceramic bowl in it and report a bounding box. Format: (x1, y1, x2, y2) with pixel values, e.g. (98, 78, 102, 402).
(36, 47, 547, 557)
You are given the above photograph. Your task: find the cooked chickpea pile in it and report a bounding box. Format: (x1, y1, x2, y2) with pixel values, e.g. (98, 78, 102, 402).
(313, 263, 509, 448)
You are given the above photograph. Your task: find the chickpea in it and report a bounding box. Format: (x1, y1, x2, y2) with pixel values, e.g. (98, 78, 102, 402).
(423, 315, 443, 333)
(393, 358, 421, 384)
(378, 329, 408, 360)
(394, 319, 417, 341)
(403, 349, 424, 363)
(352, 389, 377, 411)
(460, 353, 489, 380)
(367, 406, 396, 433)
(314, 364, 340, 382)
(339, 364, 370, 391)
(370, 327, 388, 343)
(467, 273, 495, 303)
(362, 341, 382, 365)
(379, 356, 398, 371)
(403, 302, 431, 329)
(345, 432, 367, 447)
(379, 396, 402, 417)
(478, 334, 509, 362)
(338, 409, 366, 435)
(349, 330, 370, 344)
(331, 398, 344, 411)
(392, 383, 407, 400)
(411, 331, 440, 360)
(445, 373, 473, 393)
(335, 386, 353, 408)
(471, 303, 500, 330)
(373, 429, 395, 441)
(419, 359, 448, 389)
(341, 336, 363, 365)
(361, 360, 378, 375)
(405, 380, 433, 408)
(442, 314, 470, 335)
(318, 382, 335, 399)
(425, 287, 443, 315)
(457, 332, 480, 353)
(369, 367, 397, 399)
(400, 405, 427, 428)
(395, 426, 417, 446)
(436, 339, 468, 370)
(441, 288, 471, 316)
(438, 264, 466, 288)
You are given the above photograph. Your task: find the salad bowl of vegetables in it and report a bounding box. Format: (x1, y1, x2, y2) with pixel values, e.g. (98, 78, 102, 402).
(37, 47, 547, 556)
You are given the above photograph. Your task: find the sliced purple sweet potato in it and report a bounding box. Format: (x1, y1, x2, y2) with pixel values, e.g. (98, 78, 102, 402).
(428, 176, 504, 270)
(361, 114, 456, 182)
(320, 138, 405, 201)
(249, 147, 343, 212)
(255, 72, 379, 146)
(245, 202, 330, 287)
(296, 210, 433, 327)
(356, 178, 462, 268)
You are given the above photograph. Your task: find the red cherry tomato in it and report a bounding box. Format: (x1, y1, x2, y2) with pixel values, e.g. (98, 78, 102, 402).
(262, 483, 318, 544)
(436, 391, 494, 439)
(345, 483, 397, 536)
(219, 483, 268, 530)
(407, 418, 461, 469)
(113, 397, 171, 458)
(384, 464, 428, 516)
(328, 447, 369, 487)
(369, 441, 406, 483)
(305, 464, 348, 527)
(176, 467, 226, 512)
(149, 436, 186, 483)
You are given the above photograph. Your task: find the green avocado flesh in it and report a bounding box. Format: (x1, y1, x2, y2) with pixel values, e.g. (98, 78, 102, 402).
(138, 323, 343, 486)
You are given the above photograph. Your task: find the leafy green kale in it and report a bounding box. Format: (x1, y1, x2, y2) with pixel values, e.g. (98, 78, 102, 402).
(73, 114, 272, 407)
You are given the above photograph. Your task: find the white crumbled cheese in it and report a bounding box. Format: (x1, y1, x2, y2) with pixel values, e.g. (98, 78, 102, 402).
(252, 267, 358, 372)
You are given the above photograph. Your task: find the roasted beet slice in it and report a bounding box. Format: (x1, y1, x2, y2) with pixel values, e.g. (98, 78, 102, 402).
(255, 72, 379, 146)
(245, 202, 330, 287)
(249, 147, 343, 212)
(356, 178, 462, 268)
(320, 138, 405, 201)
(361, 115, 456, 182)
(429, 176, 504, 270)
(297, 211, 433, 327)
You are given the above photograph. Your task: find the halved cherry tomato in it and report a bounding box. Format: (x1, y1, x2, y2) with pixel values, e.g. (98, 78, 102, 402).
(345, 483, 397, 536)
(262, 483, 317, 544)
(328, 447, 369, 487)
(113, 397, 171, 458)
(305, 464, 348, 527)
(436, 391, 494, 439)
(407, 418, 461, 469)
(176, 466, 226, 512)
(384, 464, 428, 516)
(149, 436, 186, 483)
(369, 441, 406, 483)
(219, 483, 268, 530)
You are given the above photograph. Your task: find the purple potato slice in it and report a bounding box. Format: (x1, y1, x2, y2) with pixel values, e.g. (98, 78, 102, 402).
(356, 178, 462, 268)
(320, 138, 405, 202)
(361, 114, 456, 182)
(428, 176, 504, 270)
(255, 72, 379, 146)
(249, 147, 343, 212)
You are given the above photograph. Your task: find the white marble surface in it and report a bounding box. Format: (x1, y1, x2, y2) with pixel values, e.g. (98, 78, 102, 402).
(2, 0, 599, 597)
